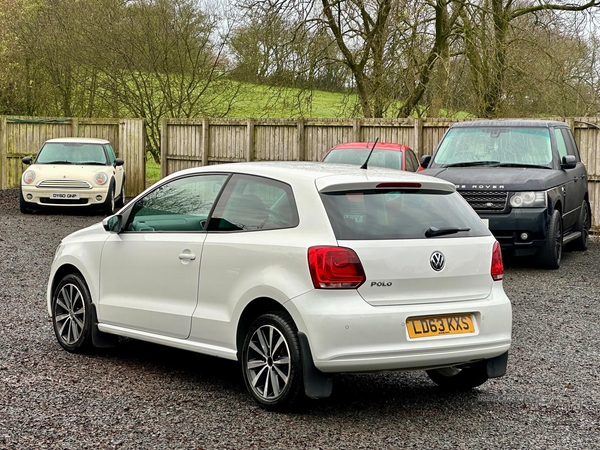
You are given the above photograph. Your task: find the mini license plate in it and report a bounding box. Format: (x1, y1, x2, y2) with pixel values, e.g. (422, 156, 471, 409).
(406, 314, 475, 339)
(50, 193, 80, 200)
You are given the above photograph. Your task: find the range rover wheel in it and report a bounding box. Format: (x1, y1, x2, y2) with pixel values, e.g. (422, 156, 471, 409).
(426, 361, 489, 390)
(536, 209, 562, 270)
(52, 273, 93, 353)
(241, 312, 304, 411)
(571, 200, 590, 251)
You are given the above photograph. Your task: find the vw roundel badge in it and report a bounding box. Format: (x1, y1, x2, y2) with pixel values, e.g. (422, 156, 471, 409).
(430, 251, 445, 271)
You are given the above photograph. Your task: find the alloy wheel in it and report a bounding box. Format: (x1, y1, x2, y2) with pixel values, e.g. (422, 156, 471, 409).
(54, 283, 86, 345)
(245, 324, 291, 401)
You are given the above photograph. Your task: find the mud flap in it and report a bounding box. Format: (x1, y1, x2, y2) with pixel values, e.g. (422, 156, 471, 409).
(90, 305, 118, 348)
(298, 332, 333, 399)
(487, 351, 508, 378)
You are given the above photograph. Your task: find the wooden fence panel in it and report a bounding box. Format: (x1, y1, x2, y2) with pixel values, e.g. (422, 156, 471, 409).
(0, 116, 145, 196)
(161, 117, 600, 231)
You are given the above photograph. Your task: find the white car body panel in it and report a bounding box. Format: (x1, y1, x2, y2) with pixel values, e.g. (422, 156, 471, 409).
(47, 161, 512, 379)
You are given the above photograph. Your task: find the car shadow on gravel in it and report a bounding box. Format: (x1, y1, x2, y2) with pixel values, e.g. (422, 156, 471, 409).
(85, 336, 495, 414)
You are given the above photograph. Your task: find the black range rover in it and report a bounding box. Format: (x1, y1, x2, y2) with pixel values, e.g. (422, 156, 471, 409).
(421, 119, 590, 269)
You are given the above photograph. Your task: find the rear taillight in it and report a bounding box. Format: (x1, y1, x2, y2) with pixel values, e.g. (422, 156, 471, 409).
(308, 246, 366, 289)
(491, 241, 504, 281)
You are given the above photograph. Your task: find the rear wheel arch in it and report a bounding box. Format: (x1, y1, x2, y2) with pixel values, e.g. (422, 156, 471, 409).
(236, 297, 291, 358)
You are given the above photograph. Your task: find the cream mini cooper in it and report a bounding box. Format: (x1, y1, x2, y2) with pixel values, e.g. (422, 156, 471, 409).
(20, 137, 125, 215)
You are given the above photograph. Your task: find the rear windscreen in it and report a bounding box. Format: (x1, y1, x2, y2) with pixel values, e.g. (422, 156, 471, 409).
(321, 189, 490, 240)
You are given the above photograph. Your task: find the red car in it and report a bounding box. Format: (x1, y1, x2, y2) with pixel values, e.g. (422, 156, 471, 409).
(322, 142, 422, 172)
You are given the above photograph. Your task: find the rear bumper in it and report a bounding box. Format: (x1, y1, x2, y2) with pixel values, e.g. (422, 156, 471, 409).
(286, 284, 512, 373)
(481, 207, 549, 256)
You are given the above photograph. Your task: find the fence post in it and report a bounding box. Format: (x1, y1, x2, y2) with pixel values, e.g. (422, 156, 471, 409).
(353, 118, 361, 141)
(71, 118, 79, 137)
(160, 117, 168, 179)
(297, 119, 305, 161)
(414, 118, 423, 157)
(202, 118, 210, 166)
(246, 119, 255, 162)
(0, 116, 5, 189)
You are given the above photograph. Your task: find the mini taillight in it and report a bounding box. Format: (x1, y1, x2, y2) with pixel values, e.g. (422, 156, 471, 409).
(308, 246, 366, 289)
(376, 182, 421, 189)
(491, 241, 504, 281)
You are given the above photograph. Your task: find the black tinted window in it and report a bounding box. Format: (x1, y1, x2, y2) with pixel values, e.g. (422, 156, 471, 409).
(321, 189, 490, 240)
(405, 149, 419, 172)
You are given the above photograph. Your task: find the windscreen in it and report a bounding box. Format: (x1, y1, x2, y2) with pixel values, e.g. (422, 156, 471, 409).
(433, 127, 552, 166)
(36, 143, 108, 165)
(321, 189, 490, 240)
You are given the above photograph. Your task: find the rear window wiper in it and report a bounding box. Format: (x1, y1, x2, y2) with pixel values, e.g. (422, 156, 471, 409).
(425, 226, 471, 238)
(444, 161, 500, 167)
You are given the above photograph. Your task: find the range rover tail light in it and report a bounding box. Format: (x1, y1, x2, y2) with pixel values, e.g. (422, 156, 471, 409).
(308, 246, 366, 289)
(491, 241, 504, 281)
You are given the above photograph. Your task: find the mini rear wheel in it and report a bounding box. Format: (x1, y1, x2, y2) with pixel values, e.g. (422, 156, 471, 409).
(241, 312, 304, 410)
(52, 273, 93, 353)
(426, 361, 489, 390)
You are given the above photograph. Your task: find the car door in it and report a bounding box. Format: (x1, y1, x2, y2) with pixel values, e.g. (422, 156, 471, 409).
(97, 173, 229, 339)
(553, 128, 581, 230)
(561, 128, 588, 225)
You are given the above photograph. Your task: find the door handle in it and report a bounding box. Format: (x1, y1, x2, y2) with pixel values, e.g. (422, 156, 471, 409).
(178, 251, 196, 261)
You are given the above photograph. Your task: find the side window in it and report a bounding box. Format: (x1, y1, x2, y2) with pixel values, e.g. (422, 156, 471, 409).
(105, 144, 117, 165)
(554, 128, 568, 161)
(560, 129, 581, 161)
(405, 149, 419, 172)
(126, 174, 228, 232)
(209, 174, 299, 232)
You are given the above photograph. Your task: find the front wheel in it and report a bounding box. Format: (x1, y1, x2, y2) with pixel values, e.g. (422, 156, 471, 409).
(52, 273, 93, 353)
(103, 182, 115, 216)
(426, 361, 489, 390)
(19, 188, 32, 214)
(241, 312, 304, 410)
(115, 179, 126, 208)
(536, 209, 562, 270)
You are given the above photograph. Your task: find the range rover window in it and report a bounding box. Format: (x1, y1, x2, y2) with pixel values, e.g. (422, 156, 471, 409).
(321, 189, 490, 240)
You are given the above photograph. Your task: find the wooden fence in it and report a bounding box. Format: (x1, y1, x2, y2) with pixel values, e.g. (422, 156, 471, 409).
(161, 117, 600, 231)
(0, 116, 146, 197)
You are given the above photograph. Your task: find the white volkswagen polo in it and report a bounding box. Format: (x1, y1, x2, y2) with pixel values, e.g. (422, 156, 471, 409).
(20, 137, 125, 215)
(47, 161, 512, 410)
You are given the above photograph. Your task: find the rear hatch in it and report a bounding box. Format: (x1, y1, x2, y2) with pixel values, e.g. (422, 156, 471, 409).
(318, 175, 496, 306)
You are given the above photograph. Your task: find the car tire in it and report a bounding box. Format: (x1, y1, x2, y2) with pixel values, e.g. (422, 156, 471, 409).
(241, 311, 304, 411)
(115, 178, 126, 208)
(571, 200, 590, 251)
(426, 361, 489, 390)
(536, 209, 562, 270)
(19, 188, 32, 214)
(51, 273, 94, 353)
(103, 181, 115, 216)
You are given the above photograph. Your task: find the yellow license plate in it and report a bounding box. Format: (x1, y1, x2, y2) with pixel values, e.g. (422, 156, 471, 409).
(406, 314, 475, 339)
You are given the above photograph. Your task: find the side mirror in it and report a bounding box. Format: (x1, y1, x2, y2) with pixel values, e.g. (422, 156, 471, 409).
(103, 214, 123, 233)
(561, 155, 576, 169)
(420, 155, 432, 168)
(114, 158, 125, 167)
(22, 156, 32, 165)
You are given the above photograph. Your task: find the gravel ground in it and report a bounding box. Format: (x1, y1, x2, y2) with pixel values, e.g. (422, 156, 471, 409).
(1, 187, 599, 450)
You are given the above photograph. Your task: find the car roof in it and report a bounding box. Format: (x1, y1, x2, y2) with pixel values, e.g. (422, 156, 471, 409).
(44, 137, 111, 144)
(330, 142, 410, 151)
(450, 119, 568, 129)
(169, 161, 455, 193)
